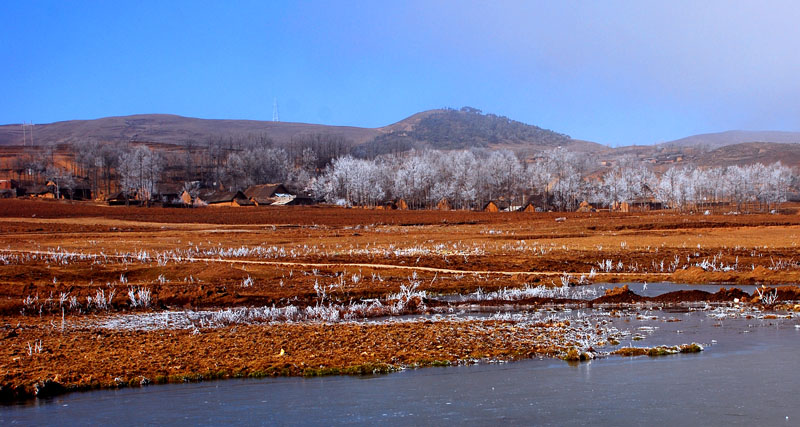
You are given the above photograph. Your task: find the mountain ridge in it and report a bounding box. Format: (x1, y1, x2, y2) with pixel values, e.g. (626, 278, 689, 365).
(3, 112, 800, 167)
(0, 108, 606, 155)
(660, 130, 800, 149)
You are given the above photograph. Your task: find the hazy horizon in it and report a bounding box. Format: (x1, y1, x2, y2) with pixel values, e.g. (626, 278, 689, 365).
(3, 1, 800, 146)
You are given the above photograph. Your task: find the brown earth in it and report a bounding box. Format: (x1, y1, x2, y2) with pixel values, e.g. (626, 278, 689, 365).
(0, 318, 571, 401)
(2, 199, 800, 401)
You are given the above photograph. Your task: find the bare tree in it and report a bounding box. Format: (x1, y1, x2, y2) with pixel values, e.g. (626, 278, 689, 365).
(45, 165, 75, 200)
(117, 145, 163, 206)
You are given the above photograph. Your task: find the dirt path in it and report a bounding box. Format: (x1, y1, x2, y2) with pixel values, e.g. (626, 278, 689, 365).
(0, 248, 671, 278)
(0, 216, 282, 231)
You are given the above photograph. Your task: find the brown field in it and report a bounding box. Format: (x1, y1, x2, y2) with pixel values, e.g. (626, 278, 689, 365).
(2, 199, 800, 401)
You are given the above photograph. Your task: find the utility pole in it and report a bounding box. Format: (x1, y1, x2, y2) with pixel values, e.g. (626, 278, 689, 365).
(21, 122, 34, 146)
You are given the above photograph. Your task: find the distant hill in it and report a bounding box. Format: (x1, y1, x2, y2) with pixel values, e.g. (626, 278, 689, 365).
(6, 111, 799, 168)
(692, 142, 800, 168)
(0, 114, 380, 146)
(0, 107, 800, 171)
(355, 107, 604, 157)
(0, 108, 606, 157)
(662, 130, 800, 150)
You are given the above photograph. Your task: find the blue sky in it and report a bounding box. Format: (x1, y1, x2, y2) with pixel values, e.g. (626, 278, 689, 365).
(2, 1, 800, 146)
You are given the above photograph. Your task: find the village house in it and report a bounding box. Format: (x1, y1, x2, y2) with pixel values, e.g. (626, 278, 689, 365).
(377, 198, 408, 210)
(195, 190, 252, 207)
(0, 179, 19, 198)
(613, 199, 665, 213)
(436, 198, 452, 211)
(107, 191, 141, 206)
(483, 200, 512, 212)
(37, 179, 92, 200)
(576, 200, 595, 212)
(154, 183, 185, 205)
(66, 182, 92, 200)
(179, 190, 193, 205)
(24, 184, 56, 199)
(377, 201, 396, 210)
(286, 195, 315, 205)
(243, 183, 293, 206)
(0, 179, 18, 190)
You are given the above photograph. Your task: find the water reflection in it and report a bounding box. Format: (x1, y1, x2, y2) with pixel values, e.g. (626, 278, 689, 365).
(3, 311, 798, 425)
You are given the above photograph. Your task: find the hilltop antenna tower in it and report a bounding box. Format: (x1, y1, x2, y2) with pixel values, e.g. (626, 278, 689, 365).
(272, 98, 280, 122)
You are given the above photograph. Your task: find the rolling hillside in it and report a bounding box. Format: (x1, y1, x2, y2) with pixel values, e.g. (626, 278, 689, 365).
(2, 110, 800, 168)
(356, 107, 605, 156)
(692, 142, 800, 167)
(661, 130, 800, 150)
(0, 108, 605, 155)
(0, 114, 380, 146)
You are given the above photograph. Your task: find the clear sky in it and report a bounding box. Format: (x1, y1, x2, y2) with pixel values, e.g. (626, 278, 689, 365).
(2, 1, 800, 146)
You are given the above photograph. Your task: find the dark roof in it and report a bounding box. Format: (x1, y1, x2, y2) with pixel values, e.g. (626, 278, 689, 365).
(199, 190, 248, 204)
(26, 184, 53, 195)
(107, 191, 136, 201)
(244, 184, 291, 203)
(286, 195, 315, 206)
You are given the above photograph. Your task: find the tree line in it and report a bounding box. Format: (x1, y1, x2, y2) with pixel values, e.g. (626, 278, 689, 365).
(8, 133, 350, 199)
(7, 140, 795, 212)
(312, 148, 795, 212)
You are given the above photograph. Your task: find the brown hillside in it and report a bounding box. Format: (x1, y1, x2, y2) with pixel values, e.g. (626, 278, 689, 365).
(0, 114, 380, 147)
(693, 142, 800, 168)
(662, 130, 800, 150)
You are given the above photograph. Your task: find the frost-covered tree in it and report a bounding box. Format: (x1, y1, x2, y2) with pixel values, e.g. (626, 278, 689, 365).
(598, 157, 655, 206)
(393, 153, 436, 208)
(538, 147, 588, 211)
(482, 150, 525, 205)
(313, 155, 385, 206)
(307, 146, 794, 213)
(117, 146, 163, 205)
(223, 152, 248, 190)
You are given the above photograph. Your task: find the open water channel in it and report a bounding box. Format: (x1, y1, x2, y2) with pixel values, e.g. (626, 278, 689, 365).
(3, 290, 800, 425)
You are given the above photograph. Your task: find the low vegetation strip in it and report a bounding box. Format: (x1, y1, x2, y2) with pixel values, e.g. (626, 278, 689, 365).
(613, 343, 704, 357)
(0, 248, 673, 278)
(0, 319, 581, 401)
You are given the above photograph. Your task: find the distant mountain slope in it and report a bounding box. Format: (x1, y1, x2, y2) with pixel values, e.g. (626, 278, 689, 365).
(355, 107, 605, 156)
(3, 110, 800, 168)
(0, 108, 606, 156)
(662, 130, 800, 149)
(0, 114, 380, 146)
(692, 142, 800, 167)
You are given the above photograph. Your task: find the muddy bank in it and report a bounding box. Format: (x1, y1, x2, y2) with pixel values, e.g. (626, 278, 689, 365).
(3, 283, 799, 402)
(594, 284, 800, 305)
(439, 284, 800, 307)
(0, 319, 571, 402)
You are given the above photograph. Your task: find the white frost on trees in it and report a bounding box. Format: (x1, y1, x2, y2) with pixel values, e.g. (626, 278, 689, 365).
(117, 146, 163, 204)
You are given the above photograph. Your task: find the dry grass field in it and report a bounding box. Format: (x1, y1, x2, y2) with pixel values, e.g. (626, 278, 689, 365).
(2, 199, 800, 400)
